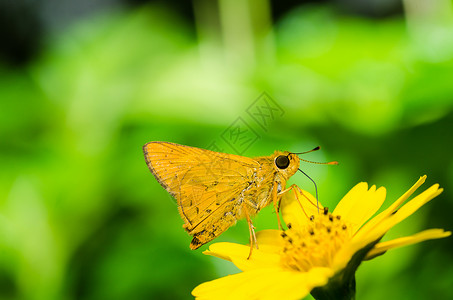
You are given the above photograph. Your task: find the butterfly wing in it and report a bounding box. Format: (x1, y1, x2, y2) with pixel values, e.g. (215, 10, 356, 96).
(143, 141, 260, 249)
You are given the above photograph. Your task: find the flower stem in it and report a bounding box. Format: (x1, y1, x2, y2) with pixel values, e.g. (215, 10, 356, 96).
(311, 238, 381, 300)
(311, 276, 355, 300)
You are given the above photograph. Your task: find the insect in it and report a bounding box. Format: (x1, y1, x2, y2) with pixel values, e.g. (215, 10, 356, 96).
(143, 141, 337, 257)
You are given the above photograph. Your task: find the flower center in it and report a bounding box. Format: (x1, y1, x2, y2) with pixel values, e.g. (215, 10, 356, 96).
(280, 207, 352, 272)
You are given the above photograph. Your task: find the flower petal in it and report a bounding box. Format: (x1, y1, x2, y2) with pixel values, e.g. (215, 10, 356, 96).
(203, 242, 281, 271)
(356, 175, 427, 237)
(389, 185, 443, 227)
(333, 182, 387, 233)
(332, 180, 442, 272)
(281, 187, 322, 229)
(354, 183, 443, 245)
(256, 229, 285, 253)
(192, 267, 334, 300)
(365, 229, 451, 260)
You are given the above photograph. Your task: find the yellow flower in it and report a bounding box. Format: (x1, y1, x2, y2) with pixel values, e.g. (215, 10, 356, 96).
(192, 176, 451, 300)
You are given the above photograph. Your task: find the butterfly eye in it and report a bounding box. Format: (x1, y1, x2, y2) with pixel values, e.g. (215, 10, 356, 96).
(275, 155, 290, 169)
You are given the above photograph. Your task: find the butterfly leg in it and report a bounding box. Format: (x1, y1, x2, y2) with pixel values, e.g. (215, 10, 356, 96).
(272, 181, 284, 230)
(279, 184, 320, 219)
(274, 183, 312, 229)
(242, 203, 258, 260)
(277, 184, 302, 213)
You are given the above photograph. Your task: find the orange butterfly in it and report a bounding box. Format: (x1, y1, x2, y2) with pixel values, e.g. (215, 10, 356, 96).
(143, 141, 336, 256)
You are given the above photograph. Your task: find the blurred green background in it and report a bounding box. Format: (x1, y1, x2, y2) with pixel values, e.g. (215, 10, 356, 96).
(1, 0, 453, 299)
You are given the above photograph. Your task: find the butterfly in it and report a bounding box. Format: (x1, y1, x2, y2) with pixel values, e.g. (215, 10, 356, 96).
(143, 141, 336, 257)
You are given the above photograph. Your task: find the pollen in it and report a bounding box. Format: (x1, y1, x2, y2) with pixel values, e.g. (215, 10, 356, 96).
(280, 209, 352, 272)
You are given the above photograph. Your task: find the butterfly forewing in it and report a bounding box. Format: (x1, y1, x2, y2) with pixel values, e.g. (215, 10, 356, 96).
(143, 142, 260, 248)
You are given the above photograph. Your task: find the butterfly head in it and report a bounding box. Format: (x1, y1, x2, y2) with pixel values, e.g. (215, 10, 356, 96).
(273, 151, 300, 179)
(273, 147, 338, 181)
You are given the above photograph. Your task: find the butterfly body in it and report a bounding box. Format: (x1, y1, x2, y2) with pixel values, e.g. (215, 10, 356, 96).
(143, 141, 300, 249)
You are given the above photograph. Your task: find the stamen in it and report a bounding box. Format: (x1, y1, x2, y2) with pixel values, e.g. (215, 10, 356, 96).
(280, 212, 351, 272)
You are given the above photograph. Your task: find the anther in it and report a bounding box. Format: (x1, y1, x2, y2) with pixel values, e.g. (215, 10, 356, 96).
(310, 215, 315, 221)
(342, 225, 347, 230)
(287, 223, 292, 229)
(323, 207, 329, 215)
(336, 215, 341, 220)
(281, 232, 287, 238)
(309, 228, 314, 235)
(328, 215, 333, 222)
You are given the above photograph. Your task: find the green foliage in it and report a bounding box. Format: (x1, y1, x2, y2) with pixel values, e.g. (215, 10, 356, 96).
(0, 3, 452, 300)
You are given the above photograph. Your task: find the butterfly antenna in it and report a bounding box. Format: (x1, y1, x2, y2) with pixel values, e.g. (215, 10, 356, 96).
(293, 146, 338, 212)
(299, 158, 339, 165)
(298, 168, 319, 212)
(293, 146, 338, 165)
(292, 146, 321, 155)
